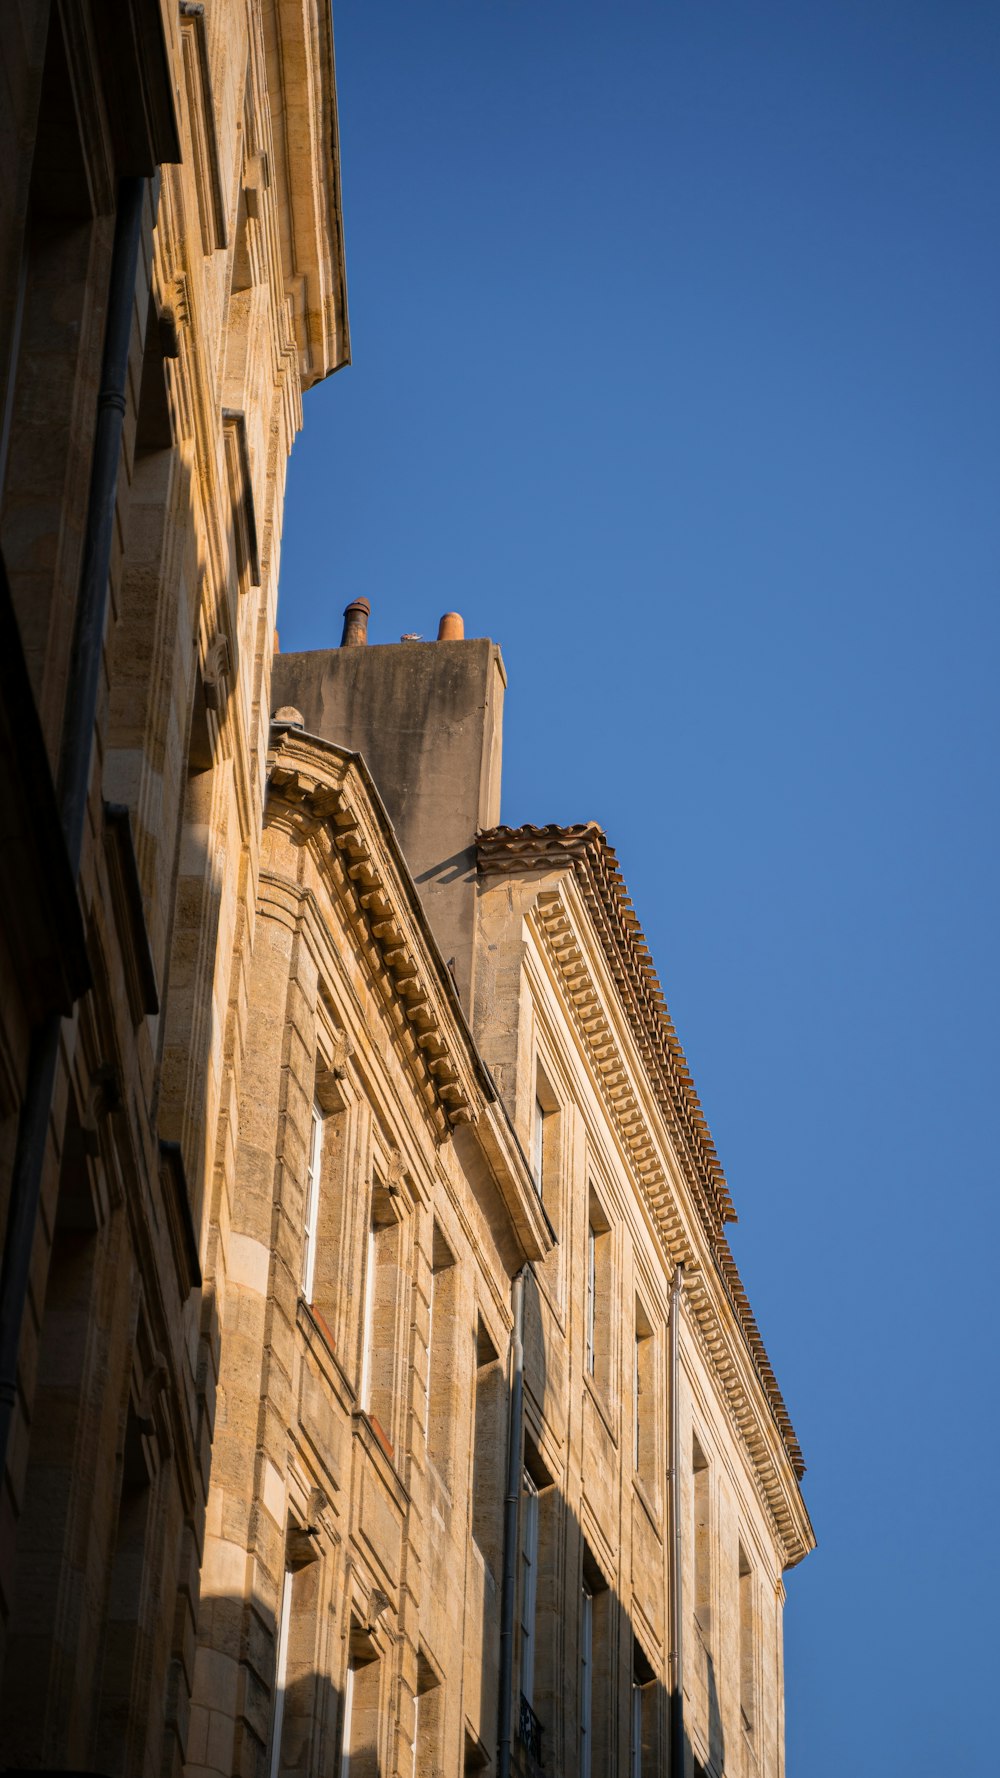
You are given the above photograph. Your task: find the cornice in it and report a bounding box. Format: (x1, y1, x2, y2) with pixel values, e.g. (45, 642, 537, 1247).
(478, 824, 734, 1233)
(681, 1268, 813, 1569)
(266, 726, 552, 1268)
(512, 873, 812, 1565)
(267, 727, 480, 1139)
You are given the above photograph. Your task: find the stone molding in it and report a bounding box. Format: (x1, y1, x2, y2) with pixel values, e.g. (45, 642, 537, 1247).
(525, 879, 812, 1567)
(267, 726, 481, 1137)
(478, 823, 734, 1234)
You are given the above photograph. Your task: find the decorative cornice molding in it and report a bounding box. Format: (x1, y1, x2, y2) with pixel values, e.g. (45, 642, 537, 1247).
(478, 824, 734, 1234)
(508, 872, 811, 1564)
(682, 1273, 811, 1568)
(267, 727, 479, 1138)
(532, 890, 688, 1264)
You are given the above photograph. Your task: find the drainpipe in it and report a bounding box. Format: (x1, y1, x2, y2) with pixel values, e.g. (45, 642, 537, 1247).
(668, 1263, 685, 1777)
(498, 1266, 526, 1778)
(0, 176, 148, 1484)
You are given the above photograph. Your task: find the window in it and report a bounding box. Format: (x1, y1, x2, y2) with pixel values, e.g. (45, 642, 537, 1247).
(340, 1627, 380, 1778)
(739, 1543, 756, 1737)
(411, 1650, 442, 1778)
(359, 1220, 376, 1410)
(471, 1318, 504, 1578)
(693, 1434, 711, 1638)
(531, 1065, 559, 1212)
(532, 1095, 545, 1194)
(301, 1100, 324, 1301)
(338, 1666, 354, 1778)
(519, 1470, 539, 1707)
(634, 1300, 655, 1487)
(580, 1547, 610, 1776)
(425, 1223, 457, 1484)
(95, 1400, 154, 1767)
(306, 1057, 352, 1351)
(631, 1639, 658, 1777)
(359, 1179, 403, 1447)
(269, 1569, 294, 1778)
(267, 1529, 321, 1778)
(585, 1187, 612, 1394)
(580, 1581, 593, 1778)
(586, 1223, 596, 1374)
(631, 1682, 643, 1778)
(518, 1437, 557, 1748)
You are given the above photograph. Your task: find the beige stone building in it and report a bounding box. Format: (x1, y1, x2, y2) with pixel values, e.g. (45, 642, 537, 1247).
(240, 626, 816, 1778)
(0, 4, 812, 1774)
(0, 0, 347, 1770)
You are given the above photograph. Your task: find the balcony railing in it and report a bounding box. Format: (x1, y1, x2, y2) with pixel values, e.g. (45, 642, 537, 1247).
(518, 1693, 544, 1766)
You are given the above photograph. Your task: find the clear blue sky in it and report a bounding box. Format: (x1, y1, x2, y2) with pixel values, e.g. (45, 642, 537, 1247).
(278, 4, 1000, 1771)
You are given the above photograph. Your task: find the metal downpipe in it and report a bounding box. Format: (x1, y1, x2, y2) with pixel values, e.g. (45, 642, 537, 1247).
(0, 176, 147, 1484)
(668, 1262, 685, 1776)
(497, 1267, 526, 1778)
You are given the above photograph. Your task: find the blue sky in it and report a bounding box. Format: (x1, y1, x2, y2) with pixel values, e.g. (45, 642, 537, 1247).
(279, 4, 1000, 1770)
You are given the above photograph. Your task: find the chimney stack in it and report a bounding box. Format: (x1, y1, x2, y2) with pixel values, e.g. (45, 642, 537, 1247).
(271, 625, 505, 1013)
(340, 598, 370, 647)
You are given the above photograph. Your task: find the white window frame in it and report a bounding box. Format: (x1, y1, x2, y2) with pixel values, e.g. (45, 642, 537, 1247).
(338, 1662, 355, 1777)
(519, 1469, 539, 1705)
(358, 1220, 377, 1412)
(424, 1262, 435, 1426)
(269, 1567, 294, 1778)
(301, 1100, 324, 1302)
(580, 1583, 593, 1778)
(631, 1680, 643, 1778)
(634, 1330, 641, 1470)
(586, 1223, 597, 1377)
(532, 1095, 545, 1196)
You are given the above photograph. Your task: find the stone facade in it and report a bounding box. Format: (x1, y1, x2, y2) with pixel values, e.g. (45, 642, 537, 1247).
(255, 636, 815, 1778)
(0, 2, 346, 1771)
(0, 6, 812, 1775)
(193, 723, 549, 1777)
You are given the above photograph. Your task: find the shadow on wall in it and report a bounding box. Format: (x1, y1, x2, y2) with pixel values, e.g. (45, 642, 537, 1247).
(0, 1131, 221, 1777)
(226, 1496, 725, 1778)
(0, 827, 227, 1777)
(242, 1281, 727, 1778)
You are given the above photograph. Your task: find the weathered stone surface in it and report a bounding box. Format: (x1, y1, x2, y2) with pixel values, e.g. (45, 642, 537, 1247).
(0, 8, 812, 1776)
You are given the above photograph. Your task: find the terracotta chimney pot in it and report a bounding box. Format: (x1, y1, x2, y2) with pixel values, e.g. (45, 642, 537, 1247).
(341, 598, 371, 647)
(437, 612, 464, 641)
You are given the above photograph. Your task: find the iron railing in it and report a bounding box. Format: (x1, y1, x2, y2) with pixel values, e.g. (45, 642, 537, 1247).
(518, 1693, 544, 1766)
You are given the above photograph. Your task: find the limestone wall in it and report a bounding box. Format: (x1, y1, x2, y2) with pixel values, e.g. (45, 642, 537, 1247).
(0, 2, 346, 1771)
(192, 749, 549, 1777)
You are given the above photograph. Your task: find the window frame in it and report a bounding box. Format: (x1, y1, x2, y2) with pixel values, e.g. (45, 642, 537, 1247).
(269, 1567, 294, 1778)
(301, 1098, 324, 1303)
(532, 1094, 546, 1196)
(580, 1581, 593, 1778)
(519, 1468, 540, 1706)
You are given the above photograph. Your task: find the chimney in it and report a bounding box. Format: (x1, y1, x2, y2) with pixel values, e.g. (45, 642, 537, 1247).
(437, 611, 464, 641)
(340, 598, 370, 647)
(271, 622, 505, 1014)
